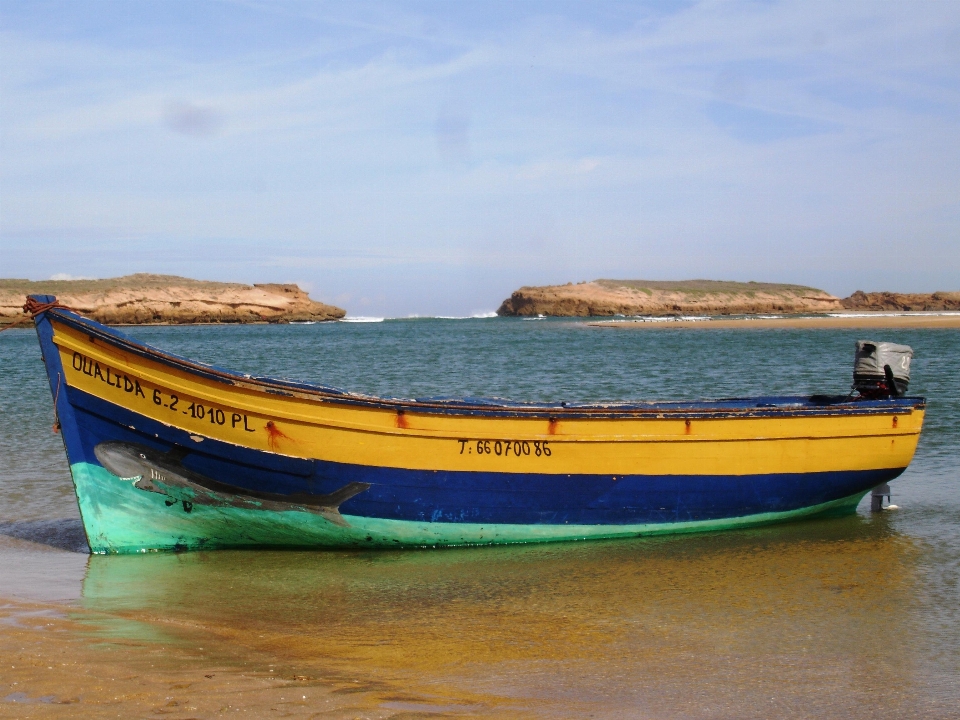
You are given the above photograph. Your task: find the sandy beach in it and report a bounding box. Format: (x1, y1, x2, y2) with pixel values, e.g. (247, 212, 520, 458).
(589, 314, 960, 330)
(5, 520, 955, 720)
(0, 595, 397, 719)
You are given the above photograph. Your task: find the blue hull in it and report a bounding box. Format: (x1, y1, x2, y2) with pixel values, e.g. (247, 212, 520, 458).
(67, 384, 903, 527)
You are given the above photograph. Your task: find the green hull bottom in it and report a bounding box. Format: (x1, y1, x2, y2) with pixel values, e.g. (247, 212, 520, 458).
(71, 462, 868, 554)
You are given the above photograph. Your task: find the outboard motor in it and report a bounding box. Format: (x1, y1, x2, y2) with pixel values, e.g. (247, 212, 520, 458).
(853, 340, 913, 399)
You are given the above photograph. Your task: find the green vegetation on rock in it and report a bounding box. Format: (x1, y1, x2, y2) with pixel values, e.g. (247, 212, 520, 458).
(595, 279, 824, 295)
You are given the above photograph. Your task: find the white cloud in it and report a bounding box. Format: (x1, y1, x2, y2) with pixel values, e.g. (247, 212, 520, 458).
(49, 273, 94, 281)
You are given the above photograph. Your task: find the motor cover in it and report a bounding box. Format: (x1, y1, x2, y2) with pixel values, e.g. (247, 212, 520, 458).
(854, 340, 913, 396)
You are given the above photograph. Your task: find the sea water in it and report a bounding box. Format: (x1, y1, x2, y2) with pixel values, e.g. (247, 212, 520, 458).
(1, 319, 958, 717)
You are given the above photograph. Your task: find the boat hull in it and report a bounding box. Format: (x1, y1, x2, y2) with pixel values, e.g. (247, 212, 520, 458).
(28, 298, 925, 554)
(69, 460, 874, 552)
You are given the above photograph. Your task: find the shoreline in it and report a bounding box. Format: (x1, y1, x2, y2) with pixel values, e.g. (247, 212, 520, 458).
(589, 313, 960, 330)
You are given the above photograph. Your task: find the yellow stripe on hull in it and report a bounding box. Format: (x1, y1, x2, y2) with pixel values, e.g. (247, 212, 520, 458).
(51, 320, 923, 477)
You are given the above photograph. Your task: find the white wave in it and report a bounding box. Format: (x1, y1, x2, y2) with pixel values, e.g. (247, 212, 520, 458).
(288, 321, 316, 325)
(340, 316, 385, 323)
(399, 312, 498, 320)
(624, 315, 711, 323)
(402, 315, 471, 320)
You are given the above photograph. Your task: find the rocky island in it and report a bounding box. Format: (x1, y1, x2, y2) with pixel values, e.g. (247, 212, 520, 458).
(840, 290, 960, 312)
(0, 274, 345, 326)
(496, 279, 960, 317)
(496, 280, 842, 316)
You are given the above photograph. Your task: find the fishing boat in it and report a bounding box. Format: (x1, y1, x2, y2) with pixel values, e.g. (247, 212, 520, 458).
(23, 295, 924, 554)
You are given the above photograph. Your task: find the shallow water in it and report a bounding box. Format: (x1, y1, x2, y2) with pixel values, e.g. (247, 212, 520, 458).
(1, 319, 958, 717)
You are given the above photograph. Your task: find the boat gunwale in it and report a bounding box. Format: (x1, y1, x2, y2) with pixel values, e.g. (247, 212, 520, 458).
(35, 300, 926, 420)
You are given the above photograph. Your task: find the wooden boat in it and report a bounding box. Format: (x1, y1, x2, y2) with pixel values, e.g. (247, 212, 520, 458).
(26, 296, 925, 554)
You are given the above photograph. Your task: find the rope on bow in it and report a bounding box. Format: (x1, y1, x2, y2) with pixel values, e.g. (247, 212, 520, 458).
(52, 373, 63, 434)
(0, 298, 70, 333)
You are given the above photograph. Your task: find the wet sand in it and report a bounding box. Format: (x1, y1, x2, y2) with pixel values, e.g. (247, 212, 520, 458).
(2, 515, 957, 719)
(590, 314, 960, 330)
(0, 597, 401, 719)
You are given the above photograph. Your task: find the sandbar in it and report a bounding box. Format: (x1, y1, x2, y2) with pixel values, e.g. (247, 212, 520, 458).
(589, 314, 960, 330)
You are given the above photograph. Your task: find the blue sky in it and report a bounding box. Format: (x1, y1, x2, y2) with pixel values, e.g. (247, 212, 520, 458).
(1, 1, 958, 316)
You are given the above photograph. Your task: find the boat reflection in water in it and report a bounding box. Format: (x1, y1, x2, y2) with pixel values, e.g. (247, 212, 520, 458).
(78, 515, 945, 717)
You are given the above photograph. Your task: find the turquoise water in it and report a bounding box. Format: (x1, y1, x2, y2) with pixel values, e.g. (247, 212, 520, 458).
(1, 319, 958, 716)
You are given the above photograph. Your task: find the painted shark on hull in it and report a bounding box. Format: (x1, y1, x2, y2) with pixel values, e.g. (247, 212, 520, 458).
(93, 441, 369, 527)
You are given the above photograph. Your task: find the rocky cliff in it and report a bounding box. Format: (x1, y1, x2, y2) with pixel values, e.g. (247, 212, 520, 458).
(0, 274, 346, 325)
(840, 290, 960, 312)
(497, 280, 842, 317)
